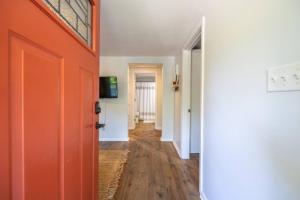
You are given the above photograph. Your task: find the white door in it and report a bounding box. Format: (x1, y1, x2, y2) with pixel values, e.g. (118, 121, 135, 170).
(190, 49, 201, 153)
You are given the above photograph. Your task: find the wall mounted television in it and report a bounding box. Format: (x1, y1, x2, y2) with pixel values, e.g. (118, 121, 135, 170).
(100, 76, 118, 98)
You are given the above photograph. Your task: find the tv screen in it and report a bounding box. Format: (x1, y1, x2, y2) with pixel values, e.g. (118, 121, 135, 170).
(100, 76, 118, 98)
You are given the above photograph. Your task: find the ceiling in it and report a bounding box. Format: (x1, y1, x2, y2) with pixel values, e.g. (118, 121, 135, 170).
(100, 0, 202, 56)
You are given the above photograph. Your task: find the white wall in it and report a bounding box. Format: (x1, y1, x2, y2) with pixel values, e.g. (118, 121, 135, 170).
(99, 56, 175, 141)
(174, 50, 192, 159)
(200, 0, 300, 199)
(173, 56, 182, 156)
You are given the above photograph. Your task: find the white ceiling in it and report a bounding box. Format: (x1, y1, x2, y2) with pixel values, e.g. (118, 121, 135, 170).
(100, 0, 202, 56)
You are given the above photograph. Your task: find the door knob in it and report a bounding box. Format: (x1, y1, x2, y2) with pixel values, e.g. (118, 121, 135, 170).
(96, 122, 105, 129)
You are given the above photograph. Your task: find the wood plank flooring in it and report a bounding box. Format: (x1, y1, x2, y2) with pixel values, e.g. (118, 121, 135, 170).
(100, 122, 200, 200)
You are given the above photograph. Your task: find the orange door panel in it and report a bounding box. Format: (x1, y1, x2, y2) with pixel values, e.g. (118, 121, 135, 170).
(10, 36, 63, 200)
(0, 0, 100, 199)
(80, 69, 95, 200)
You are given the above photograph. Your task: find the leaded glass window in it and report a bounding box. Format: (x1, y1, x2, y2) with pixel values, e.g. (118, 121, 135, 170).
(44, 0, 92, 47)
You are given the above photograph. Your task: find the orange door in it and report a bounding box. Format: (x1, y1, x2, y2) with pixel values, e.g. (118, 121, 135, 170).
(0, 0, 100, 200)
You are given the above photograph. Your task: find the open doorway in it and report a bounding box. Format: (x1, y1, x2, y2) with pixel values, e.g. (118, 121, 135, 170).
(179, 17, 205, 197)
(128, 64, 163, 139)
(135, 73, 156, 124)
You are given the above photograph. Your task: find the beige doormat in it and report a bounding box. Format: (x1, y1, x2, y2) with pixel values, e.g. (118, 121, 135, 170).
(99, 150, 128, 200)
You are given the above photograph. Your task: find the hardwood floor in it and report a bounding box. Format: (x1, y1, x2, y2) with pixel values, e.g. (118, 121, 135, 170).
(100, 122, 200, 200)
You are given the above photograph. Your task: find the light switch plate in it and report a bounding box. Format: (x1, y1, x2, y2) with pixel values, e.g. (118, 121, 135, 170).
(267, 62, 300, 92)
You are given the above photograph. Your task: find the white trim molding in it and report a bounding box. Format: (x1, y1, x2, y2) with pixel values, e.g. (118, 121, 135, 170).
(172, 141, 181, 158)
(128, 126, 135, 130)
(200, 16, 206, 193)
(200, 191, 208, 200)
(160, 138, 172, 142)
(99, 138, 129, 142)
(184, 19, 202, 50)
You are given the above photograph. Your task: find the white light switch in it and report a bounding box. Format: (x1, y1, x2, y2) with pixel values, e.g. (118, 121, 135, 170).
(267, 62, 300, 92)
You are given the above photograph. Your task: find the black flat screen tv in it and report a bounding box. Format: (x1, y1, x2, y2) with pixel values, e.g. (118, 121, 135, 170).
(100, 76, 118, 98)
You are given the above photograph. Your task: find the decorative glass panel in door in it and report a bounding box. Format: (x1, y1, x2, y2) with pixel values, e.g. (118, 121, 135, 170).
(44, 0, 92, 47)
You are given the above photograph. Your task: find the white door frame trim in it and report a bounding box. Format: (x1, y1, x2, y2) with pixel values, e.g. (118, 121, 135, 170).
(128, 64, 163, 131)
(199, 16, 206, 194)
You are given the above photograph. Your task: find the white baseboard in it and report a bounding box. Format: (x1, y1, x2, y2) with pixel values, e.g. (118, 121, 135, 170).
(99, 138, 129, 142)
(172, 141, 181, 158)
(143, 120, 155, 123)
(128, 126, 135, 130)
(181, 151, 190, 160)
(160, 138, 172, 142)
(200, 191, 208, 200)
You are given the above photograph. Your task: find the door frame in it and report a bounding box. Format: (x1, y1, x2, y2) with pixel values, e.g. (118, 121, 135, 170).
(127, 64, 163, 132)
(180, 16, 206, 198)
(199, 16, 206, 199)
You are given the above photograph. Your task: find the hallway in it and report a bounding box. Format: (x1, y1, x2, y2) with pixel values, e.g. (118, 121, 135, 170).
(100, 122, 200, 200)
